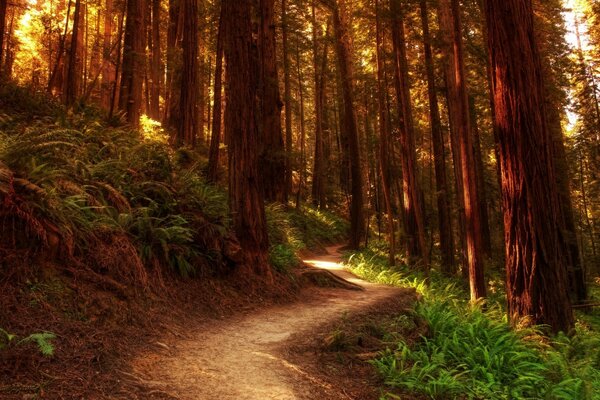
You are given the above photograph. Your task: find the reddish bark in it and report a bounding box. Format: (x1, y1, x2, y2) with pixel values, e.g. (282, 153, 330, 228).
(119, 0, 146, 127)
(207, 4, 225, 183)
(420, 0, 454, 273)
(485, 0, 574, 332)
(222, 0, 272, 280)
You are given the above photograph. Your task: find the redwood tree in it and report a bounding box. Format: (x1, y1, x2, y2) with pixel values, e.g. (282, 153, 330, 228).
(119, 0, 146, 127)
(259, 0, 286, 203)
(332, 0, 364, 249)
(207, 3, 224, 183)
(390, 0, 428, 268)
(0, 0, 7, 75)
(176, 0, 198, 146)
(222, 0, 272, 280)
(420, 0, 454, 273)
(485, 0, 574, 332)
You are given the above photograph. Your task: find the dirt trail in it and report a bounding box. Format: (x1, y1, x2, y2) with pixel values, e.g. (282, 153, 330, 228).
(127, 246, 413, 400)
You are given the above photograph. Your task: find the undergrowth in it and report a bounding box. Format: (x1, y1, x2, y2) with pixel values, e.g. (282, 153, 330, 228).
(345, 241, 600, 399)
(0, 83, 346, 282)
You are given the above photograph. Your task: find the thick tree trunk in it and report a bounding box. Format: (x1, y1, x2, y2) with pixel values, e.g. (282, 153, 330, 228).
(259, 0, 286, 203)
(438, 0, 486, 299)
(176, 0, 198, 146)
(222, 0, 272, 281)
(420, 0, 454, 274)
(485, 0, 574, 333)
(332, 0, 364, 249)
(282, 0, 293, 202)
(207, 4, 225, 183)
(390, 0, 428, 269)
(65, 0, 83, 106)
(375, 0, 395, 266)
(119, 0, 146, 127)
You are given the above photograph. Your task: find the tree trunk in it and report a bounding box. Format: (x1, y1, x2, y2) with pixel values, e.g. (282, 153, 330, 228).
(164, 0, 183, 127)
(149, 0, 161, 119)
(311, 4, 329, 209)
(485, 0, 574, 333)
(259, 0, 286, 203)
(207, 3, 225, 183)
(469, 96, 493, 257)
(282, 0, 293, 202)
(438, 0, 486, 299)
(375, 0, 395, 266)
(296, 36, 307, 209)
(222, 0, 272, 281)
(101, 0, 114, 108)
(390, 0, 428, 269)
(332, 0, 364, 249)
(176, 0, 198, 146)
(119, 0, 146, 127)
(65, 0, 83, 106)
(0, 0, 7, 75)
(420, 0, 454, 274)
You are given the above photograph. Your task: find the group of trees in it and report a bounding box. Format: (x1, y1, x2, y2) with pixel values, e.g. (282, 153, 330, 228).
(1, 0, 598, 333)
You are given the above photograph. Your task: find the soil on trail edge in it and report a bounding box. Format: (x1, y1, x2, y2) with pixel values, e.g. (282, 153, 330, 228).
(127, 245, 416, 399)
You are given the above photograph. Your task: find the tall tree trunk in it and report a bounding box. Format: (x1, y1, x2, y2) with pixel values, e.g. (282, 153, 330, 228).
(485, 0, 574, 333)
(311, 5, 329, 209)
(420, 0, 454, 274)
(176, 0, 198, 146)
(65, 0, 83, 106)
(259, 0, 286, 203)
(48, 0, 72, 95)
(149, 0, 161, 119)
(101, 0, 114, 108)
(222, 0, 272, 281)
(282, 0, 293, 202)
(469, 96, 493, 257)
(439, 0, 486, 299)
(164, 0, 183, 127)
(332, 0, 364, 249)
(296, 36, 307, 209)
(390, 0, 428, 268)
(207, 3, 225, 183)
(375, 0, 395, 266)
(0, 0, 7, 76)
(119, 0, 146, 127)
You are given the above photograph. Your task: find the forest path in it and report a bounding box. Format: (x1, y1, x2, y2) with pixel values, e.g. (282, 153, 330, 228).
(128, 245, 414, 400)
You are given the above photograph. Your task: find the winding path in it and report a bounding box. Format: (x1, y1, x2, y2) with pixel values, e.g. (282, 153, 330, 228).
(127, 246, 412, 399)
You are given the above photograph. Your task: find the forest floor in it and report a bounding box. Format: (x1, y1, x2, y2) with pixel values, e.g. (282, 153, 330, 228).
(123, 245, 418, 400)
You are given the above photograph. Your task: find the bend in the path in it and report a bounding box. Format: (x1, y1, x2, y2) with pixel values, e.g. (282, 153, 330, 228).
(129, 245, 413, 400)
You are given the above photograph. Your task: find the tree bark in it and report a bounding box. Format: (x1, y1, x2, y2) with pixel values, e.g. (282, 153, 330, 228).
(222, 0, 272, 281)
(420, 0, 454, 274)
(485, 0, 574, 333)
(332, 0, 364, 249)
(375, 0, 395, 266)
(0, 0, 7, 75)
(282, 0, 293, 202)
(149, 0, 161, 119)
(119, 0, 146, 127)
(176, 0, 198, 146)
(259, 0, 286, 203)
(390, 0, 428, 269)
(438, 0, 486, 299)
(101, 0, 115, 109)
(65, 0, 83, 106)
(207, 3, 225, 183)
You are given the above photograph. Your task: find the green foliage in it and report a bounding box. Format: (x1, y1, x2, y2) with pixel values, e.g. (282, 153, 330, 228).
(0, 328, 56, 357)
(345, 244, 600, 400)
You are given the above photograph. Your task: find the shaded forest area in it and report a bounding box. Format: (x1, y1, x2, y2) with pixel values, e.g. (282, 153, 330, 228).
(1, 0, 600, 398)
